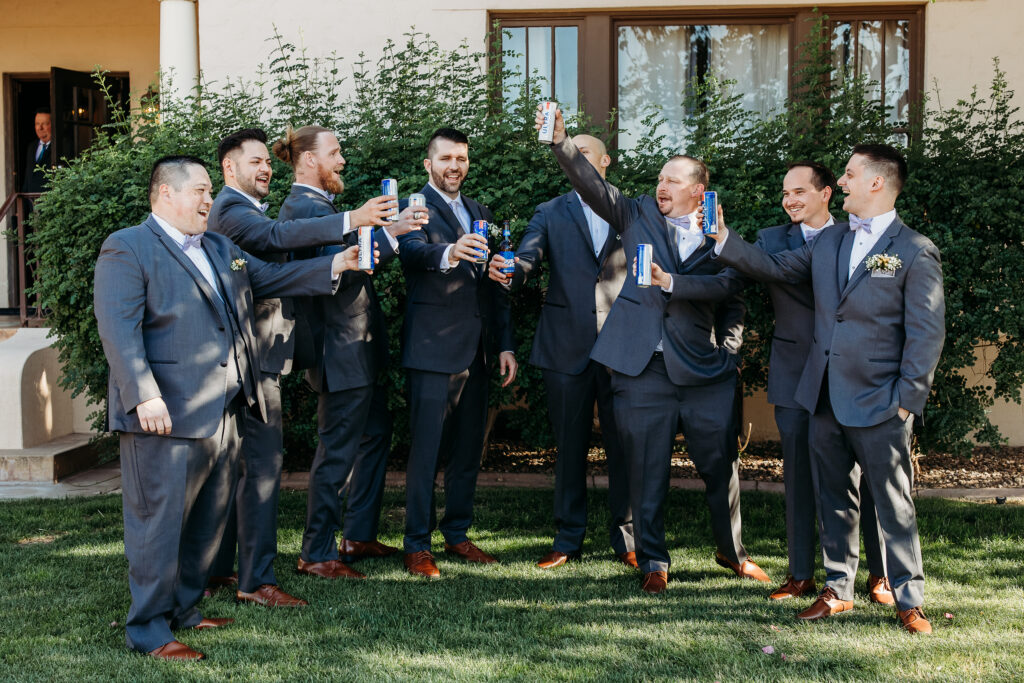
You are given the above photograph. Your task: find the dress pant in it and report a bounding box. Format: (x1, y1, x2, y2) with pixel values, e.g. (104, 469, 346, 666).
(121, 392, 245, 653)
(809, 382, 924, 610)
(212, 372, 282, 592)
(543, 362, 633, 555)
(301, 382, 376, 563)
(340, 385, 393, 542)
(611, 353, 745, 574)
(404, 348, 488, 552)
(775, 405, 886, 581)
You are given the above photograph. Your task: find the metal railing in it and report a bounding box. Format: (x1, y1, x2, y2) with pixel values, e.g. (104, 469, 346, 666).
(1, 191, 44, 326)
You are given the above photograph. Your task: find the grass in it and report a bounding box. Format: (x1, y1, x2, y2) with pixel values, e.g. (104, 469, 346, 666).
(1, 487, 1022, 682)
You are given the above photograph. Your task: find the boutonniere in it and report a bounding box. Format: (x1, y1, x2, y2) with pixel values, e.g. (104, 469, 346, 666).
(865, 253, 902, 277)
(230, 258, 247, 272)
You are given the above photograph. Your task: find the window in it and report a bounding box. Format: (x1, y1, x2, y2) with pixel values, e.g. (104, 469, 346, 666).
(501, 23, 580, 116)
(831, 19, 911, 123)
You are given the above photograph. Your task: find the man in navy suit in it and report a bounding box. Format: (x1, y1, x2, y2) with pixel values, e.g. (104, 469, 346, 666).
(397, 127, 517, 578)
(488, 134, 635, 570)
(757, 161, 890, 606)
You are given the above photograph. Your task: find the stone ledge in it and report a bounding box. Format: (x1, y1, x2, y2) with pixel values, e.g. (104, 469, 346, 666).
(0, 433, 98, 483)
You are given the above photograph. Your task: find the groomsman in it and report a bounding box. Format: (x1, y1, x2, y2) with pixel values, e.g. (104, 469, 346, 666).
(488, 134, 636, 570)
(94, 155, 359, 659)
(537, 107, 768, 595)
(206, 128, 397, 604)
(397, 127, 517, 578)
(273, 125, 427, 577)
(759, 161, 891, 605)
(711, 144, 945, 633)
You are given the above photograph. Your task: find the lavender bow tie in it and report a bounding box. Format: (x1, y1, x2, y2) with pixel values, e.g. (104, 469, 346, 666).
(849, 215, 873, 233)
(665, 215, 691, 230)
(182, 234, 203, 251)
(259, 202, 270, 213)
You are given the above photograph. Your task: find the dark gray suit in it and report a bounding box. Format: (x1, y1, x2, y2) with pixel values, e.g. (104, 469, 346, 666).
(279, 184, 396, 563)
(510, 191, 633, 555)
(718, 215, 945, 610)
(550, 138, 748, 575)
(22, 140, 51, 193)
(94, 215, 339, 653)
(757, 223, 885, 582)
(396, 184, 514, 552)
(206, 186, 349, 592)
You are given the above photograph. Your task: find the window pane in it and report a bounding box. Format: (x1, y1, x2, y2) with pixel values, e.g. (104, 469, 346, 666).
(503, 27, 526, 103)
(884, 20, 911, 122)
(554, 26, 578, 116)
(617, 25, 692, 151)
(706, 24, 788, 117)
(528, 26, 553, 99)
(832, 19, 911, 123)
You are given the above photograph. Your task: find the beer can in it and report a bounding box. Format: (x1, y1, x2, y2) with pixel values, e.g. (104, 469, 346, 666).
(472, 220, 489, 263)
(538, 101, 557, 144)
(702, 191, 718, 235)
(381, 178, 399, 222)
(636, 243, 653, 288)
(409, 192, 426, 220)
(358, 225, 375, 271)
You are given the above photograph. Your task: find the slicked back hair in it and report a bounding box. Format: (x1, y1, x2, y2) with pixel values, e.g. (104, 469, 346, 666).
(217, 127, 268, 165)
(851, 143, 908, 195)
(787, 160, 837, 196)
(667, 154, 709, 187)
(149, 155, 207, 205)
(427, 127, 469, 158)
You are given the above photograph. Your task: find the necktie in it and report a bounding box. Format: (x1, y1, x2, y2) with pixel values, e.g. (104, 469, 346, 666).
(849, 215, 873, 233)
(182, 234, 203, 251)
(450, 199, 470, 233)
(36, 142, 47, 162)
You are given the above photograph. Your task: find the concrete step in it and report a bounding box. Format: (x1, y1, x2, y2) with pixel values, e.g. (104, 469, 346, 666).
(0, 432, 98, 483)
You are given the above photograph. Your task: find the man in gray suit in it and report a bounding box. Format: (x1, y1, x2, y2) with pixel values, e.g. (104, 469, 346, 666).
(94, 156, 361, 660)
(488, 134, 635, 570)
(206, 128, 406, 600)
(536, 107, 768, 595)
(272, 125, 427, 578)
(710, 144, 945, 633)
(758, 161, 891, 606)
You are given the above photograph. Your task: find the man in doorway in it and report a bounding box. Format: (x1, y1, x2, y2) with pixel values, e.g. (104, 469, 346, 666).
(22, 108, 52, 193)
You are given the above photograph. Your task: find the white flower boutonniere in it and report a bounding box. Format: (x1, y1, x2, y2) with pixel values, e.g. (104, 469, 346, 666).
(230, 258, 247, 272)
(865, 253, 902, 276)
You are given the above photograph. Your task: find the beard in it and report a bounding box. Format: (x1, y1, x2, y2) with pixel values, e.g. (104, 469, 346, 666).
(318, 164, 344, 195)
(238, 174, 270, 199)
(429, 165, 465, 195)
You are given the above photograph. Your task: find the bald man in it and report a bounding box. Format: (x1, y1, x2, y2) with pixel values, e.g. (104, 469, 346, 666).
(489, 135, 635, 569)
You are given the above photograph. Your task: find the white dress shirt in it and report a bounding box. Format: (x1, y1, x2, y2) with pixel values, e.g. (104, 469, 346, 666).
(576, 192, 609, 256)
(659, 209, 702, 295)
(152, 213, 222, 300)
(847, 209, 896, 278)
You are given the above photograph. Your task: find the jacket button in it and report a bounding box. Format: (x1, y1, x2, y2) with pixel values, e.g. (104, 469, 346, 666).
(220, 361, 228, 367)
(824, 350, 830, 356)
(592, 308, 597, 314)
(219, 326, 226, 331)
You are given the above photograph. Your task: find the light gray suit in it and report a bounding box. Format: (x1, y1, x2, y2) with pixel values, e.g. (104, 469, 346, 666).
(718, 214, 945, 609)
(95, 216, 339, 653)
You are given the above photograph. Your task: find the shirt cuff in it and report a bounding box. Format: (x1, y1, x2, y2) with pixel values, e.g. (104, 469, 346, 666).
(660, 276, 674, 294)
(440, 245, 455, 272)
(382, 227, 399, 253)
(342, 211, 354, 235)
(712, 229, 728, 256)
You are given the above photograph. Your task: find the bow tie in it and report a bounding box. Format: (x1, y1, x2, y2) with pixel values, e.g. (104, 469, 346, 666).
(182, 234, 203, 251)
(665, 215, 692, 230)
(849, 215, 873, 233)
(259, 202, 270, 213)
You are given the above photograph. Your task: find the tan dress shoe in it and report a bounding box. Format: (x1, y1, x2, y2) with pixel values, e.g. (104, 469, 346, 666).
(898, 606, 932, 634)
(339, 538, 401, 563)
(444, 540, 497, 564)
(769, 576, 817, 600)
(537, 550, 578, 569)
(191, 617, 234, 630)
(641, 570, 669, 594)
(237, 584, 308, 607)
(296, 558, 366, 579)
(714, 552, 771, 582)
(616, 551, 639, 569)
(404, 550, 441, 578)
(797, 587, 854, 621)
(147, 640, 205, 661)
(867, 574, 896, 605)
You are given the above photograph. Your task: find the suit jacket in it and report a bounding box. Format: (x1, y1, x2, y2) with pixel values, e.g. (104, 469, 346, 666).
(510, 191, 626, 375)
(279, 184, 397, 393)
(396, 184, 514, 374)
(551, 138, 745, 386)
(94, 216, 340, 439)
(205, 186, 348, 375)
(718, 214, 945, 427)
(756, 223, 815, 409)
(22, 140, 51, 193)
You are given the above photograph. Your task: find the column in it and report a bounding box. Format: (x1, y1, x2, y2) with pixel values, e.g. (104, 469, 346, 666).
(159, 0, 199, 101)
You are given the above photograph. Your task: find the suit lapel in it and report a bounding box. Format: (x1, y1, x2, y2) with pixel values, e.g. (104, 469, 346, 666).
(423, 184, 463, 242)
(145, 219, 227, 323)
(206, 241, 240, 317)
(786, 223, 805, 251)
(565, 192, 601, 264)
(837, 228, 855, 292)
(839, 216, 903, 304)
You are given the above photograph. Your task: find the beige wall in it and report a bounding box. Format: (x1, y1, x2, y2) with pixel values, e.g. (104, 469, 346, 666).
(0, 0, 159, 305)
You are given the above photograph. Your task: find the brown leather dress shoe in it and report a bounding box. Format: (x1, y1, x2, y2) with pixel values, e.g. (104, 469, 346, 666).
(641, 570, 669, 594)
(191, 617, 234, 630)
(536, 550, 578, 569)
(147, 640, 205, 661)
(898, 606, 932, 634)
(339, 538, 401, 563)
(616, 551, 639, 569)
(206, 573, 238, 590)
(714, 552, 770, 582)
(444, 540, 497, 564)
(296, 558, 366, 579)
(867, 574, 895, 605)
(797, 586, 854, 621)
(404, 550, 441, 578)
(769, 575, 817, 600)
(237, 584, 308, 607)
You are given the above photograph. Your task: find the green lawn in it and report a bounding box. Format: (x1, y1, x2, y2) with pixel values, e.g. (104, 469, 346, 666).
(1, 487, 1022, 681)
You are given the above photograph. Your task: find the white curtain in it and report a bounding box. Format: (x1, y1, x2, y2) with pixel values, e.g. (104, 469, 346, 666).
(708, 24, 788, 117)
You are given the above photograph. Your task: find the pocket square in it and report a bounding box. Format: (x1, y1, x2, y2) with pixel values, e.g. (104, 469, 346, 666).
(870, 269, 895, 278)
